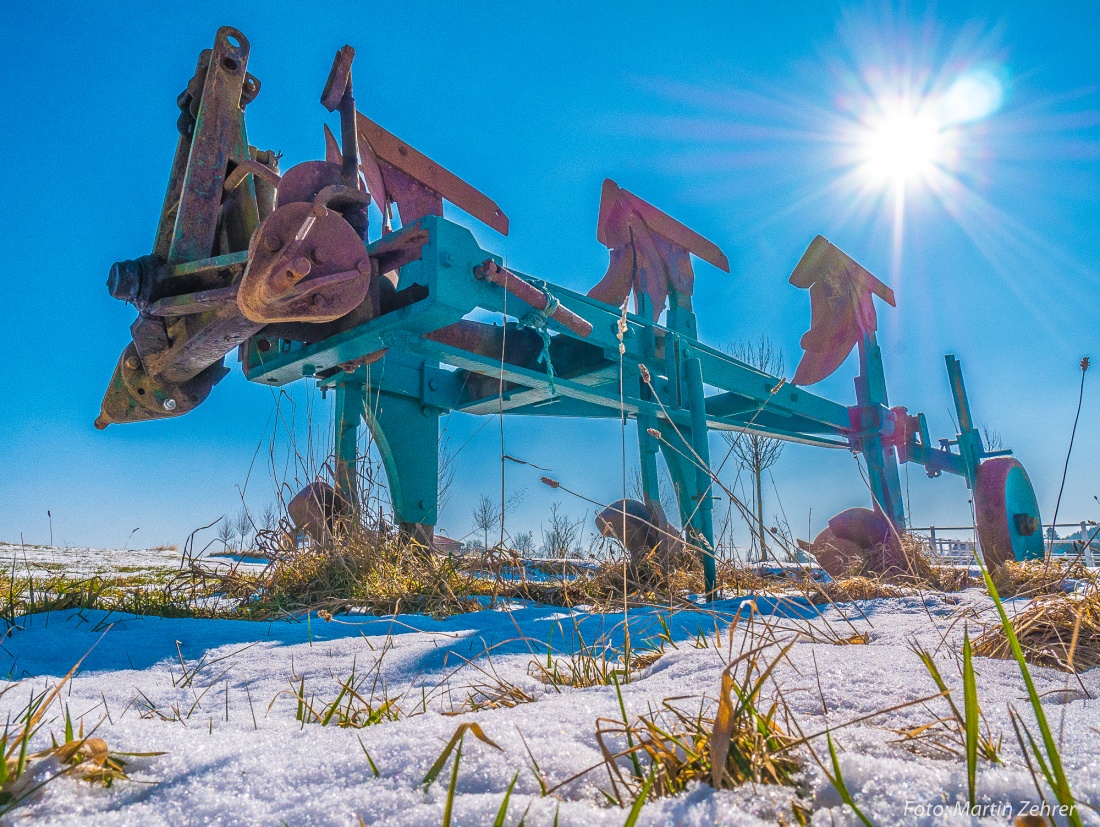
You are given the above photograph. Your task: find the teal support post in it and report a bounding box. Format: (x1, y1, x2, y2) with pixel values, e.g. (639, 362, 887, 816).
(655, 350, 717, 598)
(334, 377, 366, 508)
(684, 355, 716, 596)
(945, 355, 984, 490)
(636, 410, 663, 510)
(362, 389, 440, 544)
(854, 333, 906, 528)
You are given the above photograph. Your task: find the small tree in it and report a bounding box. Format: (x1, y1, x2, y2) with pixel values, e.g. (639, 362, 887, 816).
(260, 503, 280, 534)
(723, 336, 785, 562)
(216, 517, 236, 552)
(472, 494, 501, 551)
(514, 531, 536, 556)
(234, 507, 253, 552)
(542, 502, 582, 559)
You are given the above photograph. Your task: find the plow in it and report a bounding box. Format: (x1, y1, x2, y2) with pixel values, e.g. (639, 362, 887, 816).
(98, 27, 1044, 595)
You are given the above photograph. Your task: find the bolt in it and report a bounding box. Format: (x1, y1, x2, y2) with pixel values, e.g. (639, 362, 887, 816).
(303, 364, 316, 377)
(263, 235, 282, 253)
(162, 397, 177, 411)
(440, 253, 454, 269)
(355, 258, 371, 275)
(124, 355, 141, 370)
(288, 257, 312, 282)
(428, 378, 438, 391)
(310, 248, 326, 266)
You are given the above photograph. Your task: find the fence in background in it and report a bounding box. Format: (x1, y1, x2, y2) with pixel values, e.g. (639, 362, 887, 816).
(911, 521, 1098, 566)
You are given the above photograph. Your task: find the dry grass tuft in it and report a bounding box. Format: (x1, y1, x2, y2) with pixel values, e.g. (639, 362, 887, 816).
(989, 559, 1096, 599)
(974, 588, 1100, 673)
(898, 533, 978, 592)
(594, 642, 801, 804)
(812, 576, 910, 604)
(217, 529, 490, 619)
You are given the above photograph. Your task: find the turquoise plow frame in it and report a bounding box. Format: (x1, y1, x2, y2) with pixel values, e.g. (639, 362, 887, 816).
(241, 215, 991, 594)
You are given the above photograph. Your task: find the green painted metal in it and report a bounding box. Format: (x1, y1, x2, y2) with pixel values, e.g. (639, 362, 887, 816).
(851, 333, 906, 528)
(946, 354, 985, 491)
(241, 213, 1020, 597)
(333, 378, 365, 506)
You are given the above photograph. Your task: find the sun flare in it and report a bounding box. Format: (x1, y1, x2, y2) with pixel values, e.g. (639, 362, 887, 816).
(860, 103, 944, 187)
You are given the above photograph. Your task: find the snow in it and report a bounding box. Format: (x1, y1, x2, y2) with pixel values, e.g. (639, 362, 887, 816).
(0, 578, 1098, 825)
(0, 542, 266, 581)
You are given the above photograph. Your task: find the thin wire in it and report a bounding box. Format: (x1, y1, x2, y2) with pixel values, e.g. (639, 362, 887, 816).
(1048, 357, 1090, 557)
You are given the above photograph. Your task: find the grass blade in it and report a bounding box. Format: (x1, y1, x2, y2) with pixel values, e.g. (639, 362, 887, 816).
(977, 556, 1082, 827)
(492, 771, 519, 827)
(441, 740, 462, 827)
(826, 733, 873, 827)
(962, 629, 979, 808)
(623, 765, 655, 827)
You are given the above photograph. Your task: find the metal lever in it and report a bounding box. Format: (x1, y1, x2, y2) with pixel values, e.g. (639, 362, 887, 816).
(474, 260, 593, 338)
(321, 46, 360, 184)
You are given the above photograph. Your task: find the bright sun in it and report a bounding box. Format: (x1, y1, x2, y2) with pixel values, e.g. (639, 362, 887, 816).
(860, 103, 944, 188)
(854, 69, 1003, 193)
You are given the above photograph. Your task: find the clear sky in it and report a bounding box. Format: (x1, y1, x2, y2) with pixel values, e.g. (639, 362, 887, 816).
(1, 1, 1097, 550)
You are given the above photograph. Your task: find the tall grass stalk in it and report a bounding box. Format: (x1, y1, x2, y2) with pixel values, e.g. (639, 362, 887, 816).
(977, 557, 1082, 827)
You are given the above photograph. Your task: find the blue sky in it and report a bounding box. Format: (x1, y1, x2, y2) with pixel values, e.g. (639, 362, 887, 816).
(1, 1, 1097, 550)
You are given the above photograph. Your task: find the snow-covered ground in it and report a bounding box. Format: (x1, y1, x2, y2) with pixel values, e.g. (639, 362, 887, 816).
(0, 574, 1097, 824)
(0, 542, 267, 581)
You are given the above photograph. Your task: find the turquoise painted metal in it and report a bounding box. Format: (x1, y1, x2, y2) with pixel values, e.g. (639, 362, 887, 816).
(98, 29, 1045, 592)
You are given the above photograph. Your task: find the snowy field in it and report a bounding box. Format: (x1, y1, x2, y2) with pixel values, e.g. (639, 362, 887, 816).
(0, 542, 267, 581)
(0, 557, 1097, 824)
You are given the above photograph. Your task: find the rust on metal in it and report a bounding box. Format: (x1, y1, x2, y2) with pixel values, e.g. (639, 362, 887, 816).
(588, 179, 729, 321)
(95, 343, 228, 429)
(356, 112, 509, 235)
(789, 235, 896, 386)
(237, 199, 371, 324)
(474, 260, 593, 337)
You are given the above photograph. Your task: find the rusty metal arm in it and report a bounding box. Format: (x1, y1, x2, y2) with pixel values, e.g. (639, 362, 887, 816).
(473, 260, 593, 337)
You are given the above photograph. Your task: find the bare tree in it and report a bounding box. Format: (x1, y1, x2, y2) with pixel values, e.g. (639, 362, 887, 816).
(472, 494, 501, 551)
(234, 507, 253, 552)
(542, 502, 582, 558)
(216, 517, 236, 552)
(438, 435, 458, 514)
(260, 503, 281, 534)
(981, 424, 1003, 452)
(722, 336, 786, 562)
(514, 531, 535, 556)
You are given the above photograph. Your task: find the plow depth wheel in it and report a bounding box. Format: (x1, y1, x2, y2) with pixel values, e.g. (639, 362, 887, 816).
(974, 457, 1043, 567)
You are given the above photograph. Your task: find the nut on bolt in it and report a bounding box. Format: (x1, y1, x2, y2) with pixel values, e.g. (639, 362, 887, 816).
(162, 397, 178, 411)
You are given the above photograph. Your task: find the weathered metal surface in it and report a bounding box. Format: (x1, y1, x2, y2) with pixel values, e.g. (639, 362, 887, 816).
(789, 235, 896, 387)
(320, 46, 361, 184)
(236, 199, 371, 323)
(474, 260, 593, 337)
(95, 343, 228, 429)
(167, 27, 255, 265)
(596, 498, 676, 569)
(356, 112, 509, 235)
(588, 179, 729, 321)
(974, 457, 1043, 567)
(99, 29, 1036, 598)
(288, 480, 350, 542)
(809, 507, 907, 578)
